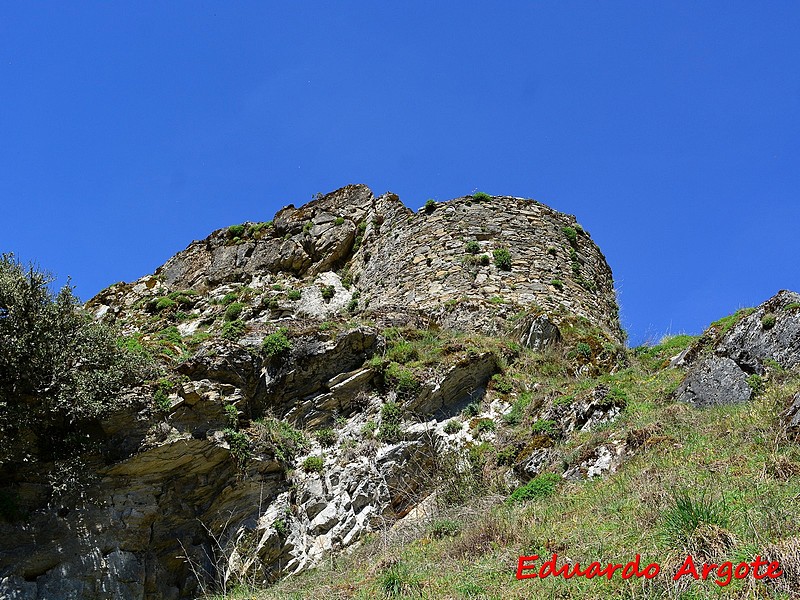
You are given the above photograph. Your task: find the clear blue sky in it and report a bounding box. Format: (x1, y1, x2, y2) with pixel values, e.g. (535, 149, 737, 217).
(2, 2, 798, 345)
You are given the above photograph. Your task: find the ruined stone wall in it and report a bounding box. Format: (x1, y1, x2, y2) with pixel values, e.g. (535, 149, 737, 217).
(352, 194, 622, 342)
(153, 184, 622, 342)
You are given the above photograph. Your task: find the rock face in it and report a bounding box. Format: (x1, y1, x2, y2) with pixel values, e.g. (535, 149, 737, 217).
(675, 290, 800, 407)
(0, 185, 624, 599)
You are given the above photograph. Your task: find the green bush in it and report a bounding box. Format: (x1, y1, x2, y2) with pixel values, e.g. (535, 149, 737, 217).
(747, 373, 765, 396)
(551, 279, 564, 291)
(302, 455, 324, 473)
(221, 292, 238, 305)
(472, 191, 491, 201)
(256, 418, 308, 462)
(508, 473, 561, 503)
(464, 240, 480, 254)
(334, 216, 345, 225)
(473, 418, 496, 433)
(385, 363, 419, 396)
(562, 226, 578, 246)
(386, 341, 419, 364)
(316, 428, 337, 447)
(155, 297, 176, 311)
(224, 404, 239, 429)
(493, 248, 512, 271)
(224, 429, 251, 469)
(531, 419, 556, 435)
(222, 319, 246, 340)
(761, 313, 777, 329)
(576, 342, 592, 360)
(303, 221, 313, 232)
(224, 302, 244, 322)
(0, 254, 154, 455)
(479, 254, 491, 266)
(287, 289, 301, 301)
(262, 329, 292, 357)
(462, 401, 480, 417)
(424, 199, 437, 214)
(429, 518, 461, 539)
(491, 374, 513, 394)
(443, 419, 462, 434)
(379, 401, 404, 442)
(321, 285, 336, 300)
(227, 224, 246, 238)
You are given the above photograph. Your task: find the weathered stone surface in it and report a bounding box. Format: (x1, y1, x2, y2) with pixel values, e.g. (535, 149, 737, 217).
(675, 291, 800, 408)
(410, 352, 498, 416)
(717, 290, 800, 371)
(784, 392, 800, 432)
(674, 356, 751, 407)
(513, 313, 562, 350)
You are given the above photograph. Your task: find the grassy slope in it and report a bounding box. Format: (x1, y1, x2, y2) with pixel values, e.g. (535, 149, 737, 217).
(215, 330, 800, 600)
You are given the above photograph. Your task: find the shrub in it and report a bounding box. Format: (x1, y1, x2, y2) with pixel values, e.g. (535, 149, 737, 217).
(424, 199, 437, 214)
(491, 374, 513, 394)
(562, 226, 578, 246)
(472, 191, 491, 201)
(385, 363, 419, 396)
(508, 473, 561, 503)
(361, 420, 378, 438)
(479, 254, 490, 266)
(255, 418, 308, 462)
(0, 254, 154, 455)
(531, 419, 557, 435)
(334, 216, 345, 225)
(227, 224, 246, 238)
(379, 401, 404, 442)
(221, 319, 246, 340)
(576, 342, 592, 360)
(464, 240, 480, 254)
(762, 313, 777, 329)
(303, 221, 313, 232)
(287, 289, 301, 301)
(262, 329, 292, 357)
(551, 279, 564, 290)
(386, 340, 419, 364)
(443, 419, 462, 434)
(316, 428, 337, 447)
(747, 374, 765, 396)
(462, 401, 480, 417)
(157, 326, 182, 344)
(493, 248, 512, 271)
(224, 404, 239, 429)
(224, 429, 251, 470)
(301, 455, 324, 473)
(271, 283, 284, 291)
(347, 298, 359, 313)
(473, 418, 496, 433)
(321, 285, 335, 300)
(155, 297, 176, 311)
(429, 519, 461, 539)
(221, 292, 238, 305)
(224, 302, 244, 322)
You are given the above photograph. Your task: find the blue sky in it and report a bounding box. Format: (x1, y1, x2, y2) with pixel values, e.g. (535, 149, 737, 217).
(2, 2, 798, 345)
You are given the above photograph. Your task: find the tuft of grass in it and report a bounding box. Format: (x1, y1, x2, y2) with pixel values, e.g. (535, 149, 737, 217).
(301, 455, 324, 473)
(472, 191, 491, 201)
(424, 199, 437, 214)
(464, 240, 480, 254)
(661, 490, 729, 551)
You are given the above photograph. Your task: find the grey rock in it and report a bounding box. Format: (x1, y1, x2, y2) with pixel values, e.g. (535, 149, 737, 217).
(513, 313, 562, 350)
(674, 356, 751, 407)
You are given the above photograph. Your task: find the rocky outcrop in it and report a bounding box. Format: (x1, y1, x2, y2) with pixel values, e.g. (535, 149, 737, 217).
(675, 290, 800, 407)
(0, 184, 627, 599)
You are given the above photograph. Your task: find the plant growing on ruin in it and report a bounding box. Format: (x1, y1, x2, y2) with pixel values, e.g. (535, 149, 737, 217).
(224, 302, 244, 322)
(472, 191, 491, 201)
(493, 248, 512, 271)
(562, 226, 578, 246)
(464, 240, 480, 254)
(424, 199, 437, 214)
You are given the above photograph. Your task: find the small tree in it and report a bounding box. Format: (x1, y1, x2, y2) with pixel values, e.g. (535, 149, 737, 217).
(0, 254, 153, 464)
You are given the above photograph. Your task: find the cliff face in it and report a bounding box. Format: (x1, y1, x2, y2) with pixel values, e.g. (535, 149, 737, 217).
(0, 185, 625, 599)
